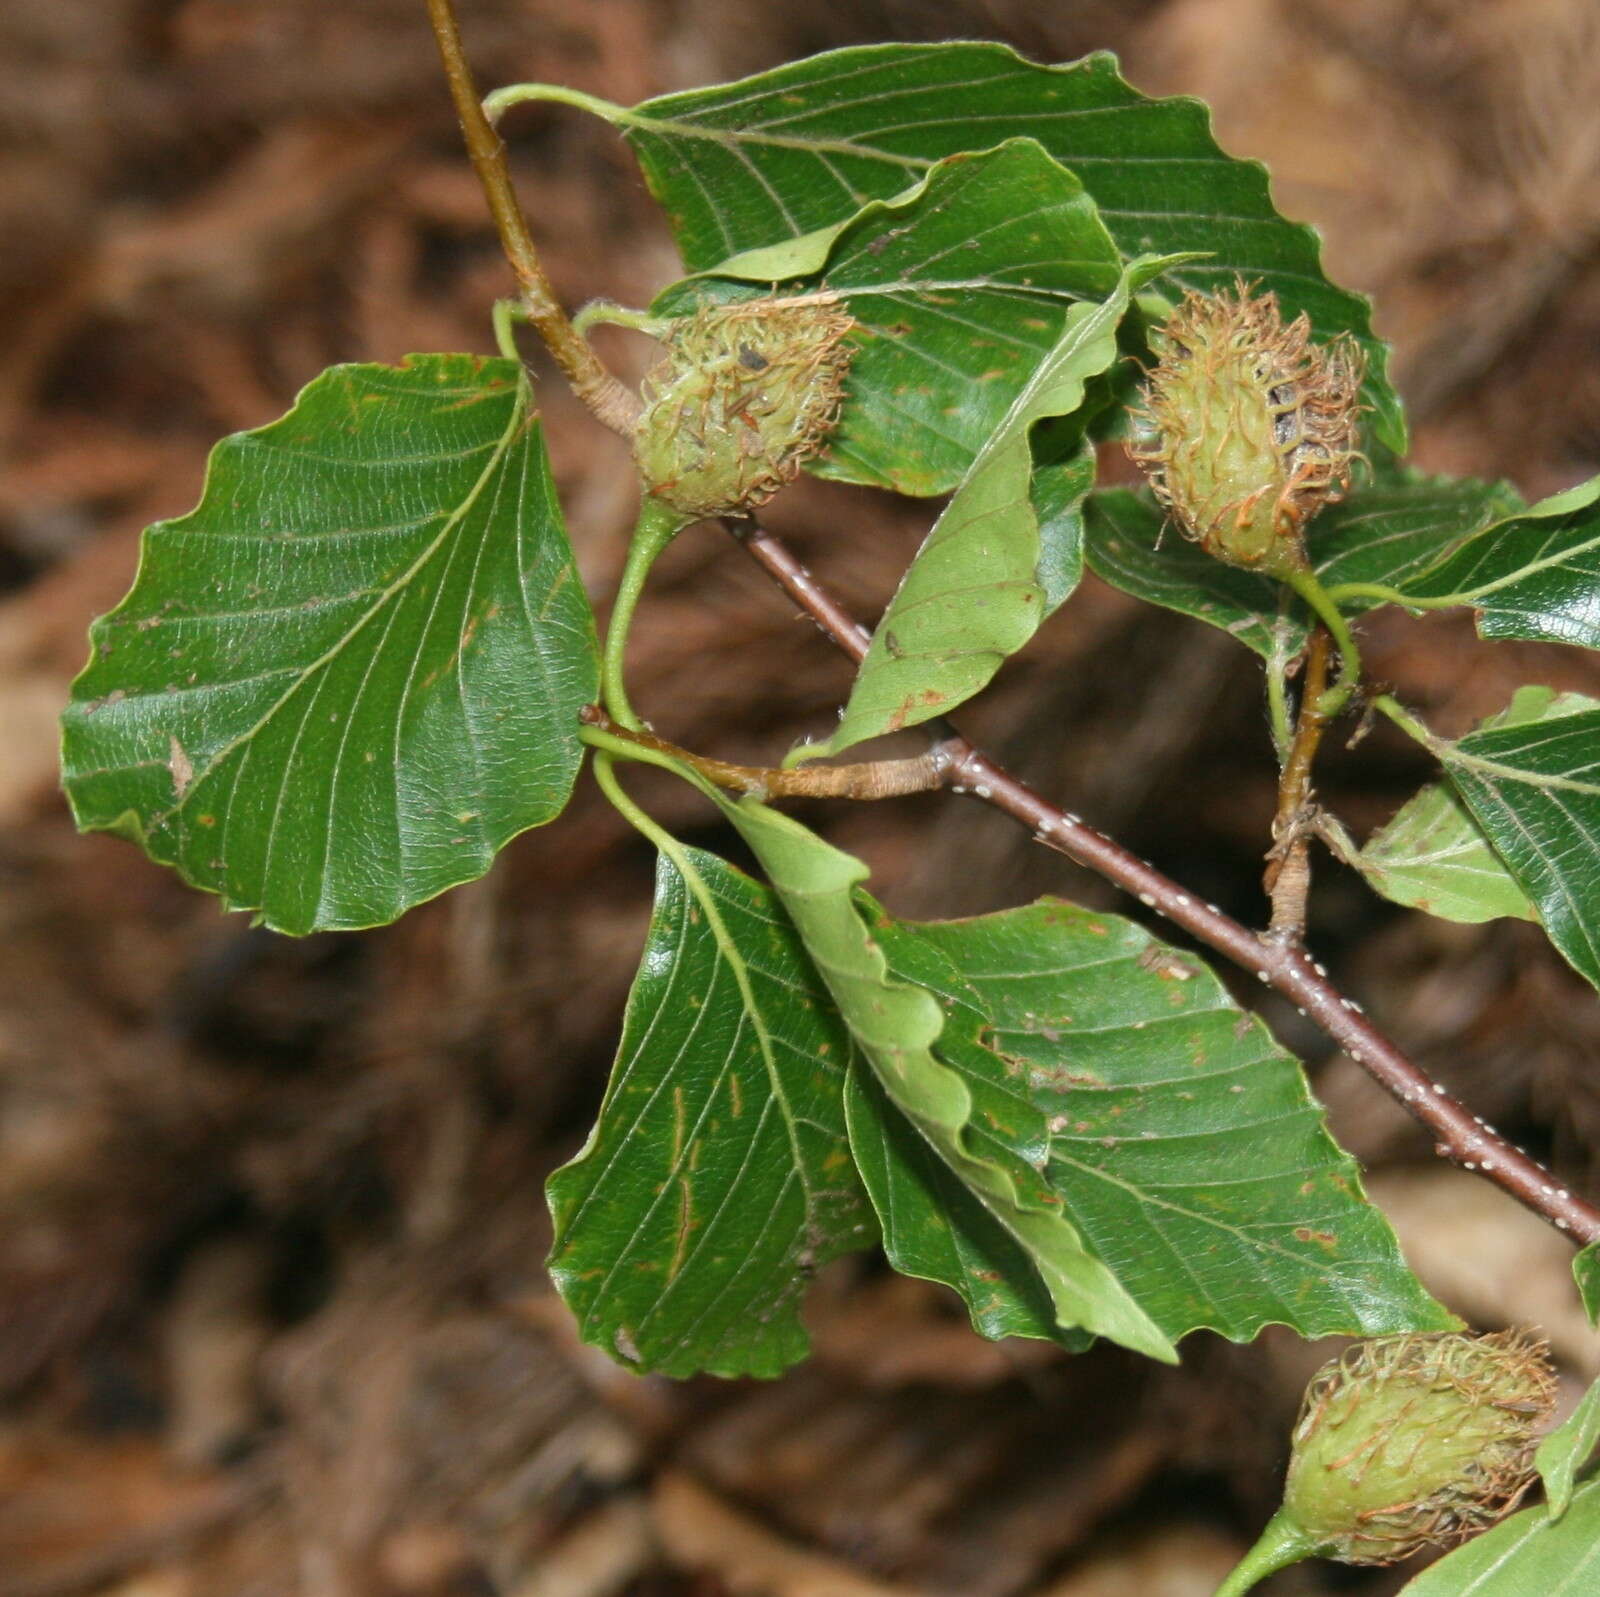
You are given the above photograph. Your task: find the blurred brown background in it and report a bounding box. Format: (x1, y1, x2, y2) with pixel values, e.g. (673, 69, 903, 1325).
(4, 2, 1600, 1594)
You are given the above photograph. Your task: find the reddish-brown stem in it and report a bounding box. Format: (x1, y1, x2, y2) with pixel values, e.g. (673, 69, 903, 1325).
(579, 704, 954, 799)
(1264, 626, 1331, 941)
(730, 512, 1600, 1247)
(727, 515, 874, 661)
(426, 0, 1598, 1253)
(424, 0, 639, 434)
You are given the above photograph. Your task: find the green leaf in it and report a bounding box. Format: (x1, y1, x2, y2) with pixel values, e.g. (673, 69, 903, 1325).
(713, 793, 1177, 1362)
(905, 899, 1455, 1342)
(610, 43, 1406, 450)
(844, 1068, 1077, 1344)
(653, 139, 1126, 495)
(1314, 473, 1523, 596)
(841, 913, 1086, 1346)
(1035, 442, 1098, 615)
(1538, 1377, 1600, 1521)
(801, 254, 1181, 758)
(1439, 688, 1600, 993)
(1082, 473, 1519, 660)
(867, 907, 1052, 1170)
(60, 356, 597, 935)
(1082, 489, 1292, 659)
(1357, 780, 1538, 925)
(1396, 1474, 1600, 1595)
(1576, 1242, 1600, 1327)
(546, 847, 871, 1378)
(1386, 475, 1600, 650)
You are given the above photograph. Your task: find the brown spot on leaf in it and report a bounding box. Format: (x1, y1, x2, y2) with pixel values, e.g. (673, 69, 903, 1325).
(167, 734, 194, 800)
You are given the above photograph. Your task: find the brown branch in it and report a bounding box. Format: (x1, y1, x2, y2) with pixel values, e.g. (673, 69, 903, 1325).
(1264, 626, 1331, 942)
(424, 0, 639, 434)
(580, 704, 955, 799)
(729, 512, 1600, 1249)
(426, 0, 1600, 1255)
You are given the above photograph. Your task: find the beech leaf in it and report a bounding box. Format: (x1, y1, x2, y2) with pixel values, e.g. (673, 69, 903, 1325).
(1357, 780, 1538, 926)
(1396, 1473, 1600, 1595)
(905, 899, 1454, 1342)
(593, 43, 1406, 449)
(800, 254, 1185, 757)
(1395, 475, 1600, 650)
(652, 139, 1127, 495)
(547, 847, 872, 1377)
(61, 356, 598, 934)
(1439, 688, 1600, 994)
(714, 794, 1177, 1361)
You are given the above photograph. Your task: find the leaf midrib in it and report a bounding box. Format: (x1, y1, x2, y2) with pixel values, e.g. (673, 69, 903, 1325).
(141, 380, 529, 833)
(654, 850, 842, 1248)
(1447, 745, 1600, 799)
(1424, 522, 1600, 608)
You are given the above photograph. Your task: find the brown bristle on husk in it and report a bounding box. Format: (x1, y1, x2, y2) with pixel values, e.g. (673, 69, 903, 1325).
(633, 295, 855, 520)
(1129, 279, 1364, 577)
(1281, 1329, 1556, 1566)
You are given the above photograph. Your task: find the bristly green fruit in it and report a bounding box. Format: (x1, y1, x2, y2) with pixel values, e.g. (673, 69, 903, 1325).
(1282, 1330, 1555, 1565)
(633, 295, 855, 519)
(1130, 281, 1363, 577)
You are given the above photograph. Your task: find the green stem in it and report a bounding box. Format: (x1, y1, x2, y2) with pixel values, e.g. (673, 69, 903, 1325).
(424, 0, 640, 434)
(1265, 644, 1294, 762)
(603, 498, 692, 732)
(590, 753, 750, 978)
(582, 723, 741, 829)
(1321, 579, 1460, 611)
(492, 297, 524, 362)
(483, 81, 639, 130)
(591, 748, 700, 867)
(1376, 693, 1600, 795)
(1210, 1511, 1319, 1597)
(1284, 565, 1362, 718)
(480, 76, 929, 176)
(1374, 692, 1445, 754)
(591, 748, 829, 1203)
(572, 300, 671, 341)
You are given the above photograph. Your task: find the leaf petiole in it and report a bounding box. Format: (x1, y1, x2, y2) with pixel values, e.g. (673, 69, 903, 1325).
(589, 752, 810, 1160)
(590, 750, 710, 901)
(1373, 693, 1455, 765)
(492, 297, 525, 362)
(590, 750, 803, 1042)
(483, 80, 640, 131)
(601, 498, 692, 732)
(1283, 565, 1362, 718)
(572, 300, 672, 341)
(1265, 629, 1296, 761)
(1321, 578, 1461, 611)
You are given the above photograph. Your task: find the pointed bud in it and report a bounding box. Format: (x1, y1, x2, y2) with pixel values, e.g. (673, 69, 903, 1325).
(1281, 1330, 1555, 1565)
(633, 296, 855, 520)
(1130, 281, 1363, 577)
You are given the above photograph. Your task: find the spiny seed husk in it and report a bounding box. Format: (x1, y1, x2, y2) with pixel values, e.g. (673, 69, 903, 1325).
(1129, 281, 1364, 577)
(1282, 1330, 1555, 1565)
(633, 296, 855, 519)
